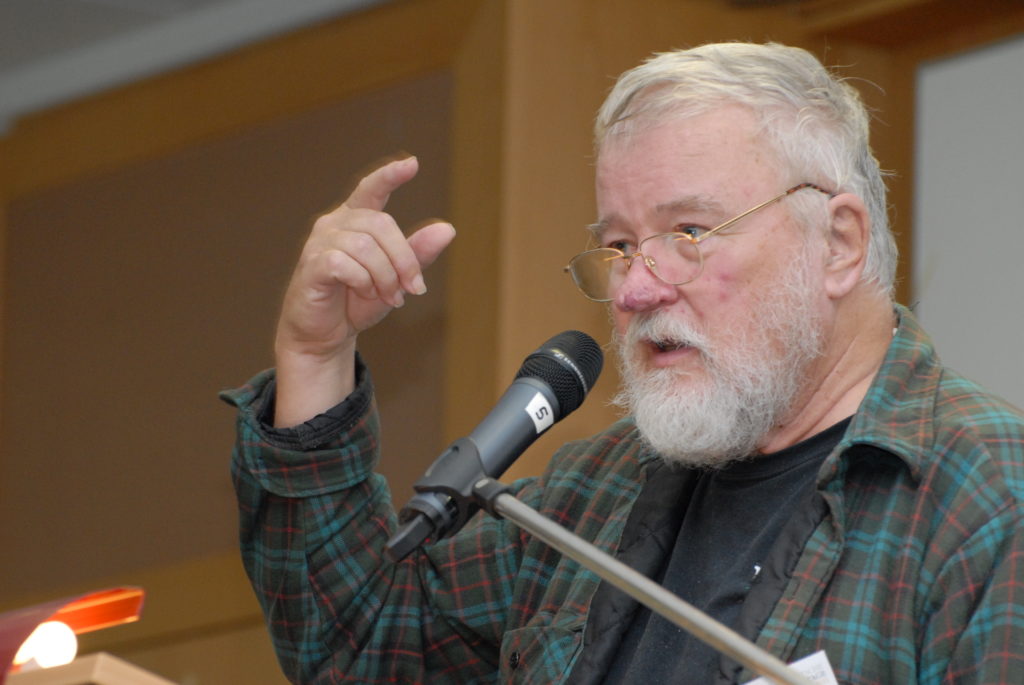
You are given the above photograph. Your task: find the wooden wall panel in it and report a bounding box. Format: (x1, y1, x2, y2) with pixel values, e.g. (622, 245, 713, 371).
(0, 0, 477, 198)
(0, 71, 452, 683)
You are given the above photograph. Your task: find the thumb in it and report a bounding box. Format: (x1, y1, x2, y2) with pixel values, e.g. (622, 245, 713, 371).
(408, 221, 456, 275)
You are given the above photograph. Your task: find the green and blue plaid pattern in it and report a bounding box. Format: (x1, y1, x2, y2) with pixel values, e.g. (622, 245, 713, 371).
(225, 305, 1024, 683)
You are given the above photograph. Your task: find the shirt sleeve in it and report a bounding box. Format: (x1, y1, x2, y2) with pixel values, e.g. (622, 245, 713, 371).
(920, 491, 1024, 682)
(221, 357, 527, 683)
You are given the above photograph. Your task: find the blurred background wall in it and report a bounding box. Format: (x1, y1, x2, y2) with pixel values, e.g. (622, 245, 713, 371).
(913, 35, 1024, 409)
(0, 1, 1021, 682)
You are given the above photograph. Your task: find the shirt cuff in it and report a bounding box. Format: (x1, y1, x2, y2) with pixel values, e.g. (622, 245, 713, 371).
(252, 353, 373, 451)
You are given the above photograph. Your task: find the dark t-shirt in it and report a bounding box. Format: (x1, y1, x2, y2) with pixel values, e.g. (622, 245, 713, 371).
(604, 419, 850, 684)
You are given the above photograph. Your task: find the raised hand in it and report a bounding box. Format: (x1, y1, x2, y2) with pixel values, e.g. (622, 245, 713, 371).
(273, 156, 455, 426)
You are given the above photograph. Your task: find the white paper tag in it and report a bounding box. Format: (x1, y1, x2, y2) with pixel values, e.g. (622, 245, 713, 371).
(742, 650, 838, 685)
(525, 392, 555, 434)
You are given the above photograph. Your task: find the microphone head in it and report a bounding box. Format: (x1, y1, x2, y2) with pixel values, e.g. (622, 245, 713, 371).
(515, 330, 603, 417)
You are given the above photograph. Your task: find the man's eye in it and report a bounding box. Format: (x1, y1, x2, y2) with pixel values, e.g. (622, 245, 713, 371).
(605, 239, 633, 252)
(675, 225, 707, 239)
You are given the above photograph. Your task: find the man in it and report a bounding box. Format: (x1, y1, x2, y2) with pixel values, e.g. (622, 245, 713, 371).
(224, 43, 1024, 683)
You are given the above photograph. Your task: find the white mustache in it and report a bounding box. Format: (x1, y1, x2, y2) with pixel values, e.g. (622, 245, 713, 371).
(623, 310, 711, 355)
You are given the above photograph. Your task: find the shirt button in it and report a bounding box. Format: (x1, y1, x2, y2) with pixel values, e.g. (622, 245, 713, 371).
(508, 651, 521, 670)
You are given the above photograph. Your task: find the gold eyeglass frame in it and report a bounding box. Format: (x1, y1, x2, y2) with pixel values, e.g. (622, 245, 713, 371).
(564, 182, 835, 302)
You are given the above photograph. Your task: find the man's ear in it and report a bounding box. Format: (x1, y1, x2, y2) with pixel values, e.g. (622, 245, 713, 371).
(823, 193, 870, 299)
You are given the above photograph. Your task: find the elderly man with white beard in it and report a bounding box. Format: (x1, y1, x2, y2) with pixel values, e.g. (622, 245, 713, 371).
(225, 43, 1024, 684)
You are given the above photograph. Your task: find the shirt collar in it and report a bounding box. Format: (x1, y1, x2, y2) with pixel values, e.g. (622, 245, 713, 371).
(824, 303, 937, 484)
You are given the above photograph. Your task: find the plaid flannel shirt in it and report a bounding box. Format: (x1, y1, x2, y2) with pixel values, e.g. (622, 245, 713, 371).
(225, 305, 1024, 683)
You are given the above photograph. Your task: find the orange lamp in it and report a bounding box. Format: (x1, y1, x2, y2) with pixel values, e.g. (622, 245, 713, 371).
(0, 588, 143, 683)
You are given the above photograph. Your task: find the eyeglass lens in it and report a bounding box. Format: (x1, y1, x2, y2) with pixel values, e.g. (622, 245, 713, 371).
(570, 233, 702, 301)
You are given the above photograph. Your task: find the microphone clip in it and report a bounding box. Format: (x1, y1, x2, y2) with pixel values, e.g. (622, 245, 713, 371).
(385, 438, 511, 562)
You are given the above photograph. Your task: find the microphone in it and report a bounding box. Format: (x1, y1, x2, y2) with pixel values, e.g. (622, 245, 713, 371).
(384, 330, 603, 562)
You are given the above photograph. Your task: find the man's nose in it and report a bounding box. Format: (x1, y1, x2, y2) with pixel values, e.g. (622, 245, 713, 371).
(612, 255, 680, 312)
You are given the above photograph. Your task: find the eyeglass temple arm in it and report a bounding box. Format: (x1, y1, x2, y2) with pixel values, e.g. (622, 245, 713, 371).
(694, 183, 834, 244)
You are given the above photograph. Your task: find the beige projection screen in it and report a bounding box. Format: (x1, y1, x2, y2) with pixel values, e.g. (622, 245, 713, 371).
(913, 35, 1024, 409)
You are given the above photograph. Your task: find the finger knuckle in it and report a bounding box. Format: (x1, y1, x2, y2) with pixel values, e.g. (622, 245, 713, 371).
(346, 231, 377, 256)
(364, 211, 394, 234)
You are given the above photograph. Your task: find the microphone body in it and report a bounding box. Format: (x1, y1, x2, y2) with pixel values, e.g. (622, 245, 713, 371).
(384, 330, 603, 562)
(465, 375, 560, 475)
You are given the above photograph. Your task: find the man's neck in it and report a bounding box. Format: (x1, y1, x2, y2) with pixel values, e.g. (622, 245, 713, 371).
(758, 294, 895, 454)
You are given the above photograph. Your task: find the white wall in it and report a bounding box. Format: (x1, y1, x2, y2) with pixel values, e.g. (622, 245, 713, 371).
(914, 35, 1024, 407)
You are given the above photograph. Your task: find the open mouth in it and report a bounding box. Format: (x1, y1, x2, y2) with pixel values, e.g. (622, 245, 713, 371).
(651, 338, 691, 353)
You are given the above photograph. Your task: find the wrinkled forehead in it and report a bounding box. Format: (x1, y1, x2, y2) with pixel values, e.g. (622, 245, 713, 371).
(595, 107, 791, 202)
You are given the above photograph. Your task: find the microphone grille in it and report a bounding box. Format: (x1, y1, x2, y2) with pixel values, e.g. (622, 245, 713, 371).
(515, 330, 603, 417)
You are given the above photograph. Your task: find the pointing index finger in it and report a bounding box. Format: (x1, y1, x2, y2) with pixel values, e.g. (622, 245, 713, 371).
(346, 155, 419, 211)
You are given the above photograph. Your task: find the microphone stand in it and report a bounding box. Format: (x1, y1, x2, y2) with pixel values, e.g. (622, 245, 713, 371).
(470, 477, 818, 685)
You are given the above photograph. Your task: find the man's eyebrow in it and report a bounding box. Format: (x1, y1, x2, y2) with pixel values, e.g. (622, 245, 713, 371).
(586, 195, 725, 239)
(654, 195, 724, 217)
(585, 219, 611, 238)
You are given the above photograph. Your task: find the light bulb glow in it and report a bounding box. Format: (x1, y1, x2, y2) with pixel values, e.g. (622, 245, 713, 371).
(13, 620, 78, 669)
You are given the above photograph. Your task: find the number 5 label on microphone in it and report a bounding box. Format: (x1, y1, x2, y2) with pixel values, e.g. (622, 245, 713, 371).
(525, 392, 555, 434)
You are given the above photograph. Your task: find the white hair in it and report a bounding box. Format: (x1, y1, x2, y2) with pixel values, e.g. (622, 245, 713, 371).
(595, 42, 897, 297)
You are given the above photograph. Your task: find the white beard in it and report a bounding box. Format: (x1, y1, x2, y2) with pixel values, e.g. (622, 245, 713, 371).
(612, 252, 825, 469)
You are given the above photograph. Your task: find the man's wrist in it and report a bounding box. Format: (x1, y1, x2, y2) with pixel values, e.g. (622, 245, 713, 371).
(273, 343, 356, 427)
